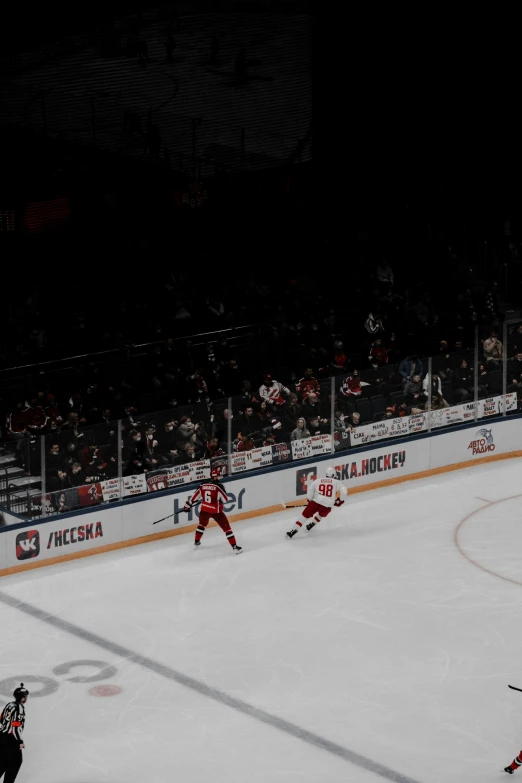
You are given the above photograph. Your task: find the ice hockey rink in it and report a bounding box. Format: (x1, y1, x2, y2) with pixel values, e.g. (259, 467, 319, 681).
(3, 459, 522, 783)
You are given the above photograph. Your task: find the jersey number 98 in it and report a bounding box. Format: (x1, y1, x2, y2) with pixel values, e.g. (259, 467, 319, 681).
(318, 483, 333, 497)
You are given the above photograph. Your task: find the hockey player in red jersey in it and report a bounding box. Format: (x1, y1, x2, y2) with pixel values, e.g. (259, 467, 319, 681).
(287, 466, 347, 538)
(184, 479, 243, 553)
(505, 751, 522, 774)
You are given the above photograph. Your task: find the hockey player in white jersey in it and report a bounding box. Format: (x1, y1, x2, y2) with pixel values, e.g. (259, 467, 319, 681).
(286, 466, 347, 538)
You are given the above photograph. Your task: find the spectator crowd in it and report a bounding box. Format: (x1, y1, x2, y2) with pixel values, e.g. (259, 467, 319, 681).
(1, 258, 521, 509)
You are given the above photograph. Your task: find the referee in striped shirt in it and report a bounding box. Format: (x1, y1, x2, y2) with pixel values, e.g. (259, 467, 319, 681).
(0, 683, 28, 783)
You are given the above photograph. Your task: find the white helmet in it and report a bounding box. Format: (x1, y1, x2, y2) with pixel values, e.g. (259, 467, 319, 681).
(325, 466, 336, 478)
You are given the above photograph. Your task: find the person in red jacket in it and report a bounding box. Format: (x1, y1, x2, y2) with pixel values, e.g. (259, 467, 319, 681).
(184, 479, 242, 553)
(295, 367, 321, 400)
(339, 370, 361, 400)
(236, 433, 255, 452)
(506, 750, 522, 774)
(204, 437, 225, 459)
(20, 398, 47, 433)
(368, 338, 389, 368)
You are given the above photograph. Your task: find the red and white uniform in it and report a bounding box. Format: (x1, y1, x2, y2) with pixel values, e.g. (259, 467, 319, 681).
(340, 374, 361, 398)
(236, 438, 255, 452)
(20, 403, 47, 431)
(188, 481, 228, 515)
(258, 379, 290, 407)
(368, 345, 388, 365)
(186, 481, 238, 548)
(295, 375, 320, 400)
(302, 475, 348, 520)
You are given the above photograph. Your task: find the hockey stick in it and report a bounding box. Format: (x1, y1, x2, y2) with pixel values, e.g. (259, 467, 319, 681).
(508, 685, 522, 693)
(282, 498, 346, 510)
(152, 501, 202, 525)
(152, 509, 185, 525)
(280, 496, 308, 510)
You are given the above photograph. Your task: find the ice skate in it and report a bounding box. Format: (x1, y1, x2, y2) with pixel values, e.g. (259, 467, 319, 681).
(232, 545, 243, 554)
(505, 767, 516, 774)
(286, 529, 298, 539)
(306, 521, 315, 531)
(194, 540, 201, 550)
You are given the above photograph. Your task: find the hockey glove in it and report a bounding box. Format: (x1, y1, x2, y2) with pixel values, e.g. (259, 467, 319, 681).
(334, 498, 345, 507)
(183, 503, 192, 513)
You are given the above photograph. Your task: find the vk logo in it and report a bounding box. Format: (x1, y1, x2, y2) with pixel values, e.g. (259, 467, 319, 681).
(16, 530, 40, 560)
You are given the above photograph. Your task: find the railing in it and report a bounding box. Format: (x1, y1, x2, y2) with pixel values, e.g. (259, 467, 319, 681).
(0, 323, 266, 411)
(2, 322, 522, 521)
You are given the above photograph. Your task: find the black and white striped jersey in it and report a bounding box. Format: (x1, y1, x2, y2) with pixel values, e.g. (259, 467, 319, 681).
(0, 701, 25, 744)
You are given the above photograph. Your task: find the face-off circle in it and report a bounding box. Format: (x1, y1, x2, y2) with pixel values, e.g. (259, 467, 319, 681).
(0, 675, 58, 699)
(89, 684, 123, 697)
(455, 493, 522, 586)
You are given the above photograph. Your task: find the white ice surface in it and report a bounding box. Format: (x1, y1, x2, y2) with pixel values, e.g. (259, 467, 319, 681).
(2, 459, 522, 782)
